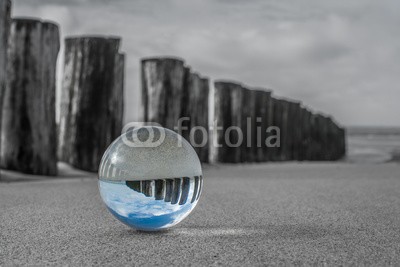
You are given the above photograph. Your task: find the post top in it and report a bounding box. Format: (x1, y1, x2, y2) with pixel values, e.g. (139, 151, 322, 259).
(252, 87, 272, 94)
(214, 79, 243, 88)
(12, 17, 59, 28)
(65, 35, 121, 42)
(141, 56, 185, 64)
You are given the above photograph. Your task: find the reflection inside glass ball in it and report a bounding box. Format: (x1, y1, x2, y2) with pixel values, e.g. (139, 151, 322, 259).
(98, 126, 203, 231)
(99, 176, 202, 231)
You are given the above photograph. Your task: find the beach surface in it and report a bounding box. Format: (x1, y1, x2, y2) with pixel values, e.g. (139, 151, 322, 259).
(1, 162, 400, 265)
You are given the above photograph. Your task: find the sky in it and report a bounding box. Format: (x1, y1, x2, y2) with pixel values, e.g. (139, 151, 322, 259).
(12, 0, 400, 127)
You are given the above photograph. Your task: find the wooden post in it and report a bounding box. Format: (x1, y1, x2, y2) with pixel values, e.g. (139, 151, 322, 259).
(339, 127, 346, 159)
(286, 101, 296, 160)
(253, 89, 272, 162)
(228, 82, 243, 163)
(241, 87, 256, 162)
(325, 117, 346, 161)
(141, 58, 210, 162)
(326, 117, 334, 160)
(299, 108, 312, 161)
(214, 81, 243, 163)
(214, 81, 231, 163)
(112, 53, 125, 139)
(269, 97, 281, 161)
(199, 77, 210, 162)
(59, 36, 124, 172)
(308, 113, 317, 160)
(316, 114, 328, 160)
(1, 18, 59, 175)
(0, 0, 11, 163)
(271, 98, 290, 161)
(182, 72, 209, 162)
(141, 57, 185, 131)
(289, 101, 302, 160)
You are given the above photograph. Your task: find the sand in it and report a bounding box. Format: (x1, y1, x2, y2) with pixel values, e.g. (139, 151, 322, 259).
(1, 162, 400, 265)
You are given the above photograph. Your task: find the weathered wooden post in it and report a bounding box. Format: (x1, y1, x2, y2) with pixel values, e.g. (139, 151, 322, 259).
(141, 58, 210, 162)
(325, 117, 345, 161)
(0, 0, 11, 162)
(214, 81, 231, 163)
(228, 82, 243, 163)
(241, 86, 256, 163)
(326, 117, 334, 160)
(59, 36, 124, 172)
(141, 57, 185, 130)
(271, 98, 290, 161)
(199, 77, 210, 162)
(1, 18, 59, 175)
(316, 114, 329, 160)
(286, 101, 296, 160)
(269, 97, 280, 161)
(181, 72, 209, 162)
(112, 53, 125, 139)
(253, 89, 273, 162)
(338, 127, 346, 159)
(299, 108, 312, 161)
(289, 101, 302, 160)
(308, 113, 318, 160)
(214, 81, 243, 163)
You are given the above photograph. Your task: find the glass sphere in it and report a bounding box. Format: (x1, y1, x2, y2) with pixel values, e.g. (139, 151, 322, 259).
(98, 126, 203, 231)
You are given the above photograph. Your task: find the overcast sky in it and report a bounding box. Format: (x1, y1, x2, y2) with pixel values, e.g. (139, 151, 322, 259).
(13, 0, 400, 127)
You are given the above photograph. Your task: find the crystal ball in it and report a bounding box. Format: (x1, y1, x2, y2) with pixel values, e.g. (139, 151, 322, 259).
(98, 126, 203, 231)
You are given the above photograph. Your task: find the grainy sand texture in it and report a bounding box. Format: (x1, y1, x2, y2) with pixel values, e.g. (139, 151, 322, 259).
(1, 162, 399, 265)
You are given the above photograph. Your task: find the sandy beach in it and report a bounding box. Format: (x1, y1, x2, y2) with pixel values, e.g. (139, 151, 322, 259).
(1, 162, 399, 265)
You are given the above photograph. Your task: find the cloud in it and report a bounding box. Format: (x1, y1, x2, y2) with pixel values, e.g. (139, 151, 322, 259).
(11, 0, 400, 126)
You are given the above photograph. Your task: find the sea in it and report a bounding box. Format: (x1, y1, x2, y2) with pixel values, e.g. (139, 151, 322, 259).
(346, 126, 400, 163)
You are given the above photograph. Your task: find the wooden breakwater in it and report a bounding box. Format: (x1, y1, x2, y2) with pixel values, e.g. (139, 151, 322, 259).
(0, 18, 59, 175)
(0, 3, 345, 174)
(58, 36, 125, 172)
(0, 0, 11, 166)
(142, 57, 210, 162)
(214, 80, 346, 163)
(142, 57, 346, 163)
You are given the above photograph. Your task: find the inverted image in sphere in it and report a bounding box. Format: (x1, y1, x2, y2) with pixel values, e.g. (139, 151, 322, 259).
(98, 126, 203, 231)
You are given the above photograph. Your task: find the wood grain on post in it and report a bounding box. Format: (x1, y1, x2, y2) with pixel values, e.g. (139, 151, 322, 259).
(141, 57, 185, 130)
(214, 81, 232, 163)
(199, 77, 210, 162)
(182, 72, 209, 162)
(228, 82, 243, 163)
(299, 108, 312, 161)
(59, 36, 124, 172)
(141, 58, 210, 162)
(214, 81, 243, 163)
(316, 114, 328, 160)
(241, 87, 256, 163)
(327, 118, 345, 161)
(272, 98, 291, 161)
(339, 127, 346, 159)
(1, 18, 59, 175)
(212, 81, 345, 162)
(286, 101, 296, 160)
(0, 0, 11, 163)
(307, 113, 318, 160)
(290, 101, 302, 160)
(269, 97, 281, 161)
(112, 53, 125, 139)
(253, 89, 272, 162)
(326, 117, 335, 160)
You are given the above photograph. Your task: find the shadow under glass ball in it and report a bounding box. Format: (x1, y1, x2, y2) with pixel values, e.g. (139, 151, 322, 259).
(98, 126, 203, 231)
